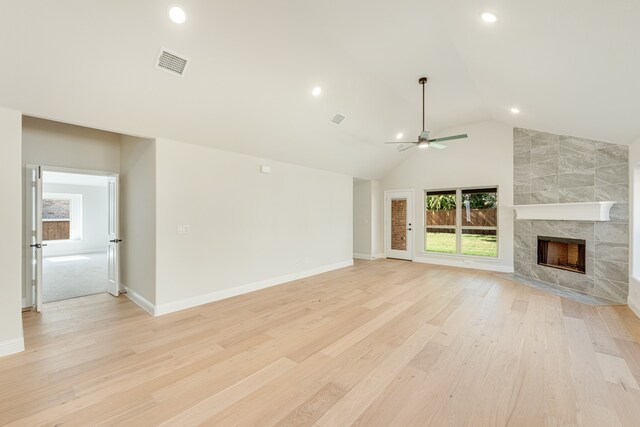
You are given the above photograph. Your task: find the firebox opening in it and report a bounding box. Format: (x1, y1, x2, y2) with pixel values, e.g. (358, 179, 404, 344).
(537, 236, 586, 274)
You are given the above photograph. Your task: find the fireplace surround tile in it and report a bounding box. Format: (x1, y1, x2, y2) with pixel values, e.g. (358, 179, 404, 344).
(532, 264, 559, 284)
(559, 151, 595, 173)
(514, 151, 530, 167)
(595, 164, 628, 185)
(514, 138, 531, 154)
(531, 159, 558, 177)
(531, 191, 559, 204)
(514, 164, 530, 182)
(514, 128, 536, 139)
(595, 145, 629, 168)
(593, 277, 628, 302)
(594, 259, 629, 284)
(513, 128, 629, 304)
(558, 170, 595, 189)
(514, 234, 532, 249)
(607, 203, 629, 223)
(595, 183, 628, 203)
(531, 145, 558, 163)
(595, 242, 629, 263)
(559, 187, 594, 203)
(514, 219, 532, 235)
(531, 132, 558, 147)
(594, 222, 628, 243)
(558, 270, 594, 294)
(530, 175, 558, 192)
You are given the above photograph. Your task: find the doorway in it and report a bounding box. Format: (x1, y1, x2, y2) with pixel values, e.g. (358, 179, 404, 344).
(25, 166, 121, 311)
(384, 190, 414, 260)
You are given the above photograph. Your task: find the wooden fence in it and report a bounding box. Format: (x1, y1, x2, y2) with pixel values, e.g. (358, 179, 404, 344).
(43, 220, 70, 241)
(426, 208, 497, 235)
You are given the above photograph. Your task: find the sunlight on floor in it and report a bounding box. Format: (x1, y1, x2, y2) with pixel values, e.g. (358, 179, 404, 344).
(46, 255, 90, 263)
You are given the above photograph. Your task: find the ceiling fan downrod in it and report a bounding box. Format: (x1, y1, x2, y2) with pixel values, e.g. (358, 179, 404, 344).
(419, 77, 427, 132)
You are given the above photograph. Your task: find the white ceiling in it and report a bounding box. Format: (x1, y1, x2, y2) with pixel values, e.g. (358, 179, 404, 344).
(2, 1, 639, 179)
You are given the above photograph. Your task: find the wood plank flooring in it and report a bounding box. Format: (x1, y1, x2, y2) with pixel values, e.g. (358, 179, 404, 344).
(2, 259, 640, 426)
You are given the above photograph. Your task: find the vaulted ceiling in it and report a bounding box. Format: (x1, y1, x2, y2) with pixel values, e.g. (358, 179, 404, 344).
(1, 1, 639, 179)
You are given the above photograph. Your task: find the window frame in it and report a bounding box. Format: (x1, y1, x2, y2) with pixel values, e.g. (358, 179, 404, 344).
(424, 186, 499, 258)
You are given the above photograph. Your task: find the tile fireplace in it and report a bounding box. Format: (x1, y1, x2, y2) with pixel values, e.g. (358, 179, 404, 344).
(512, 127, 629, 303)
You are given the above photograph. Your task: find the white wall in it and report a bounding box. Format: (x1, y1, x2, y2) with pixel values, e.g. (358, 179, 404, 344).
(353, 179, 384, 260)
(42, 183, 108, 257)
(154, 138, 353, 314)
(371, 180, 384, 258)
(382, 120, 514, 272)
(120, 136, 156, 309)
(628, 137, 640, 316)
(22, 116, 120, 172)
(0, 107, 24, 356)
(353, 180, 373, 258)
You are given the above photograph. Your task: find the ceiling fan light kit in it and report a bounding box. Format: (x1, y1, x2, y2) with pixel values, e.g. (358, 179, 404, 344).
(385, 77, 468, 152)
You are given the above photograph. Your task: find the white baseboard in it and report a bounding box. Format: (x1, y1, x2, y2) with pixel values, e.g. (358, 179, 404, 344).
(413, 255, 514, 273)
(353, 253, 373, 260)
(0, 337, 25, 358)
(155, 259, 354, 316)
(373, 253, 386, 260)
(628, 296, 640, 319)
(123, 285, 156, 316)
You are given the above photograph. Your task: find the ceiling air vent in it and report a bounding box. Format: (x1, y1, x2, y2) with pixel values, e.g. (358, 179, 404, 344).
(331, 113, 346, 125)
(156, 48, 189, 77)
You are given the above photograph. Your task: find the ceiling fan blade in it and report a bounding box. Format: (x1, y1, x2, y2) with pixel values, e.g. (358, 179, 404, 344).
(385, 141, 418, 144)
(429, 143, 447, 150)
(397, 144, 415, 152)
(428, 133, 468, 143)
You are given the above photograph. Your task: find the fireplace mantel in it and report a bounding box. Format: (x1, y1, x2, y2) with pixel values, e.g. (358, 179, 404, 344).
(513, 201, 616, 221)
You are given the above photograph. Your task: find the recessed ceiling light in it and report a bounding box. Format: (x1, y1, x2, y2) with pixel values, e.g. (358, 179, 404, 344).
(396, 133, 404, 140)
(312, 86, 322, 97)
(169, 6, 187, 24)
(481, 12, 497, 23)
(510, 107, 521, 114)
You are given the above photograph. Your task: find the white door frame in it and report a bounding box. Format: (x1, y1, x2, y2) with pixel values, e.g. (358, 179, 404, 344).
(384, 189, 414, 261)
(24, 164, 121, 309)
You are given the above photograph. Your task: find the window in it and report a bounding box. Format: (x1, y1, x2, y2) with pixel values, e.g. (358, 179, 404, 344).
(43, 198, 71, 240)
(42, 194, 83, 241)
(425, 187, 498, 257)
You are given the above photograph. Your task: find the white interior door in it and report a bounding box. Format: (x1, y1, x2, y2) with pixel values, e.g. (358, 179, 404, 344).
(107, 176, 121, 297)
(27, 166, 44, 312)
(385, 190, 414, 260)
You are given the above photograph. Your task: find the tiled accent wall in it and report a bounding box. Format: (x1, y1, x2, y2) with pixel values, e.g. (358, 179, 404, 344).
(513, 128, 629, 303)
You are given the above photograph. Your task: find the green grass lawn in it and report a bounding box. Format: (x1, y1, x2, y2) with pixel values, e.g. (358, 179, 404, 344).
(426, 232, 497, 257)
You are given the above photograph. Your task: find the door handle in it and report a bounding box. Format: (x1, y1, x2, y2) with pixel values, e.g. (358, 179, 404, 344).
(29, 243, 47, 249)
(109, 239, 123, 243)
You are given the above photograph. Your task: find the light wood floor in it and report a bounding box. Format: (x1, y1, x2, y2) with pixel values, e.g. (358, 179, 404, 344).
(2, 260, 640, 426)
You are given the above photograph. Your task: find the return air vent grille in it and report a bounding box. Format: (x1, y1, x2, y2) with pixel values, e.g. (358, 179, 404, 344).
(156, 48, 189, 77)
(331, 113, 346, 125)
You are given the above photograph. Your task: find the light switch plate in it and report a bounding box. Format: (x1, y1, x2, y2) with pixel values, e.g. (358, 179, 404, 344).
(260, 165, 271, 174)
(177, 225, 191, 234)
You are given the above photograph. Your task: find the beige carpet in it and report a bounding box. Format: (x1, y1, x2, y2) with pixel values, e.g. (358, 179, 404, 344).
(43, 251, 109, 303)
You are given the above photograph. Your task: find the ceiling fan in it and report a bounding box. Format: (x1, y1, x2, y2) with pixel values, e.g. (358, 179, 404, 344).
(385, 77, 468, 152)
